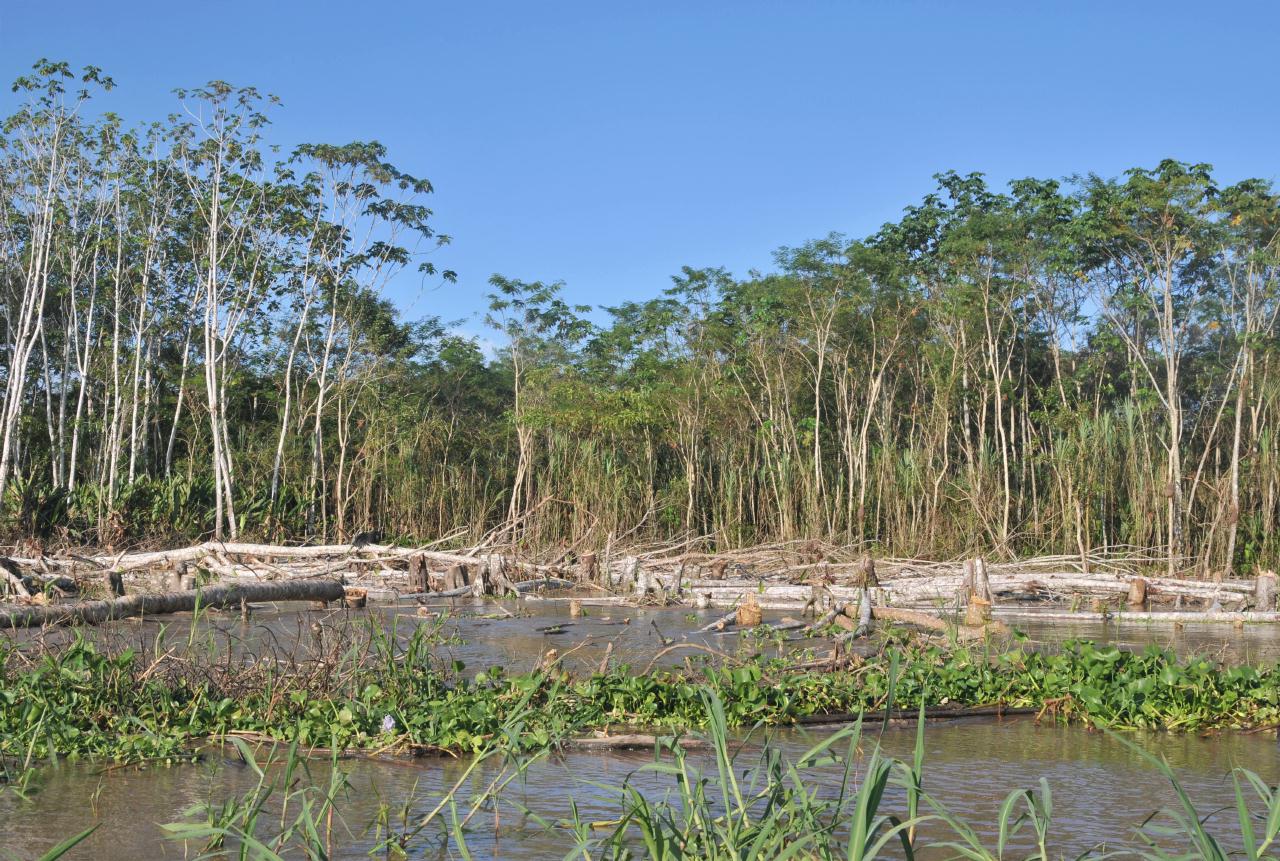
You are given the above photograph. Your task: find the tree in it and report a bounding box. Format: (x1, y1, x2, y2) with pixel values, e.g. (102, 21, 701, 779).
(1077, 160, 1221, 576)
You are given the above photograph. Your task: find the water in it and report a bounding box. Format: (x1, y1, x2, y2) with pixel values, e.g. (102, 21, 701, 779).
(4, 598, 1280, 857)
(2, 718, 1275, 858)
(1, 599, 808, 676)
(10, 595, 1280, 671)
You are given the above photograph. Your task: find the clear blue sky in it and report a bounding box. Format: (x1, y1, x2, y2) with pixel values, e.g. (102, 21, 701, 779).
(2, 1, 1278, 333)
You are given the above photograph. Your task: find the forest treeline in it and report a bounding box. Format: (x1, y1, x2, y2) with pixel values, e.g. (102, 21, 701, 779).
(2, 61, 1279, 574)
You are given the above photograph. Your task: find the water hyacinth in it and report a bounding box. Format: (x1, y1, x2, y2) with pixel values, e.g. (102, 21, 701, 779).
(7, 626, 1280, 766)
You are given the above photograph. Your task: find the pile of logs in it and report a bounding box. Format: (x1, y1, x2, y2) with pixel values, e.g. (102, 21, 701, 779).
(0, 541, 571, 629)
(0, 537, 1277, 630)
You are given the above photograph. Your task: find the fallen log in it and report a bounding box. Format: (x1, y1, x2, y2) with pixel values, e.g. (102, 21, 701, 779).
(0, 578, 345, 629)
(871, 606, 950, 632)
(988, 608, 1280, 624)
(685, 573, 1251, 609)
(695, 609, 739, 633)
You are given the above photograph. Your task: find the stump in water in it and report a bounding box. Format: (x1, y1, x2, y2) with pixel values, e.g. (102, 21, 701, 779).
(1127, 577, 1148, 610)
(408, 555, 430, 593)
(958, 557, 993, 607)
(1255, 571, 1277, 611)
(965, 596, 992, 627)
(736, 593, 762, 627)
(578, 552, 599, 585)
(958, 560, 974, 606)
(974, 558, 993, 602)
(443, 563, 469, 592)
(471, 563, 489, 598)
(486, 556, 518, 596)
(569, 599, 583, 618)
(859, 555, 878, 588)
(632, 560, 652, 599)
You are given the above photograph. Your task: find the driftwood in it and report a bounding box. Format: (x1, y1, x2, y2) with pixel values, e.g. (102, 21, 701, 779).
(0, 578, 345, 629)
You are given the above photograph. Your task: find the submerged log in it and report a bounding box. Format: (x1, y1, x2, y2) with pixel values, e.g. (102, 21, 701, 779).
(870, 606, 950, 632)
(565, 733, 707, 750)
(794, 704, 1040, 726)
(0, 578, 345, 629)
(686, 570, 1250, 609)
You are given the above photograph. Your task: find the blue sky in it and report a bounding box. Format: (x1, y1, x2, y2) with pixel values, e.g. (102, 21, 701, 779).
(2, 1, 1278, 334)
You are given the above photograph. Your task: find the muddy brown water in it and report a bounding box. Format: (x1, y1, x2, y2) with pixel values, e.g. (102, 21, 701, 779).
(10, 595, 1280, 668)
(3, 718, 1277, 859)
(4, 600, 1280, 858)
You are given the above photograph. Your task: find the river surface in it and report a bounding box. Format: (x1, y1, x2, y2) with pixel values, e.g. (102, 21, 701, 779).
(2, 717, 1277, 859)
(4, 599, 1280, 858)
(8, 594, 1280, 668)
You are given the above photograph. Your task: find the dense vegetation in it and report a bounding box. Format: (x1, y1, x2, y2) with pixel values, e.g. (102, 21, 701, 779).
(4, 626, 1280, 768)
(4, 61, 1280, 575)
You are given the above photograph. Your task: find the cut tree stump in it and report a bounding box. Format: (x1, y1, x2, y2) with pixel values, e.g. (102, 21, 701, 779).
(578, 552, 599, 585)
(965, 596, 992, 626)
(1255, 571, 1277, 611)
(1127, 577, 1148, 609)
(442, 564, 469, 592)
(974, 558, 993, 602)
(408, 555, 430, 594)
